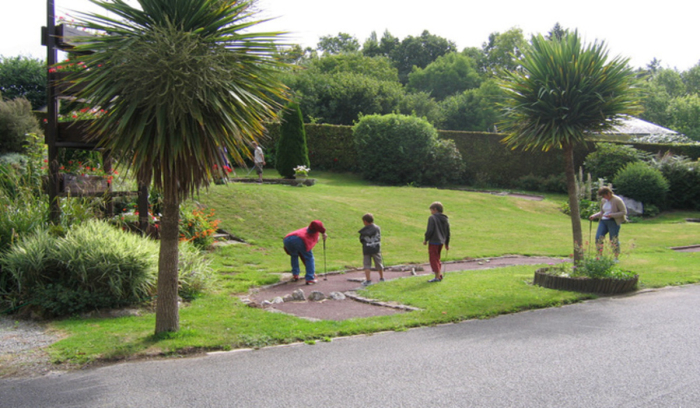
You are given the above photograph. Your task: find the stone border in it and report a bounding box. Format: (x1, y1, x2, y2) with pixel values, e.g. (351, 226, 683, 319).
(343, 292, 422, 312)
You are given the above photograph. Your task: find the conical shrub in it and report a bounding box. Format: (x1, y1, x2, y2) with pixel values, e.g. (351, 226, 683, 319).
(276, 102, 309, 178)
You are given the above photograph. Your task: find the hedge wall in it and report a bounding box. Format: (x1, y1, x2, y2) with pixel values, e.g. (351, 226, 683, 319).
(261, 123, 700, 187)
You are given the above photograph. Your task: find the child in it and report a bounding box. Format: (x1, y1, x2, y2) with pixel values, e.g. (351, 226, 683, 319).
(423, 201, 450, 282)
(283, 220, 328, 284)
(358, 213, 384, 286)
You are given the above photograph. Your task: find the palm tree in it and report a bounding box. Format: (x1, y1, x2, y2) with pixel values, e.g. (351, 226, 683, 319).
(73, 0, 287, 333)
(499, 31, 638, 263)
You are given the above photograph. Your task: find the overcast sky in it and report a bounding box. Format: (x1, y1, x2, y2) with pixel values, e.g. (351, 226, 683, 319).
(3, 0, 698, 72)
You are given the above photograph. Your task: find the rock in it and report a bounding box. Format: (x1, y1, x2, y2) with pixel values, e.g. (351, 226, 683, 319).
(261, 300, 272, 308)
(271, 297, 284, 304)
(329, 292, 346, 300)
(282, 294, 294, 302)
(308, 291, 326, 301)
(619, 195, 644, 216)
(410, 268, 417, 276)
(292, 289, 306, 301)
(415, 266, 424, 272)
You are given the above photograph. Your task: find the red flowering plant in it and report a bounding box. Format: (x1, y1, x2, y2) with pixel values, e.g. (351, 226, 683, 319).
(179, 205, 220, 249)
(57, 107, 107, 123)
(48, 59, 88, 74)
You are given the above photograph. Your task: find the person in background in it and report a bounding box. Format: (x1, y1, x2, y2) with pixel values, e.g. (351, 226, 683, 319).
(589, 186, 628, 259)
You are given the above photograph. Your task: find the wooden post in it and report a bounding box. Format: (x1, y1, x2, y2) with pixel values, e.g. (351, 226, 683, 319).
(46, 0, 61, 223)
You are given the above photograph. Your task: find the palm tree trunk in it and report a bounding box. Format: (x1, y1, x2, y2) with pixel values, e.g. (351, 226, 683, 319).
(155, 178, 180, 334)
(563, 143, 584, 263)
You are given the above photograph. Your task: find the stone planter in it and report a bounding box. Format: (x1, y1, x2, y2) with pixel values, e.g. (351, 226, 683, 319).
(533, 267, 638, 294)
(290, 178, 315, 187)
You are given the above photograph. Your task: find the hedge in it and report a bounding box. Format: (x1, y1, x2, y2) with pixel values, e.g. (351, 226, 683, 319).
(261, 123, 700, 187)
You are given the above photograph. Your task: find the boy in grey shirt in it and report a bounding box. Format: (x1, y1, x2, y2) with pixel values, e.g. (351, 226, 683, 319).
(359, 213, 384, 286)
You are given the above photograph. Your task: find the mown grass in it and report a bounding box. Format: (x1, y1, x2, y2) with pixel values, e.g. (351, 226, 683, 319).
(45, 171, 700, 366)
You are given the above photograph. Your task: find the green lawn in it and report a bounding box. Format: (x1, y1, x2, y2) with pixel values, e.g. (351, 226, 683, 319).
(44, 171, 700, 366)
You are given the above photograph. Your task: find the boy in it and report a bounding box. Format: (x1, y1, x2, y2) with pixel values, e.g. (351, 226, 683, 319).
(358, 213, 384, 286)
(423, 201, 450, 282)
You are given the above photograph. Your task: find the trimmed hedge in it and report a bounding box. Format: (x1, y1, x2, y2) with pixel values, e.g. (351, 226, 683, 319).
(261, 123, 700, 188)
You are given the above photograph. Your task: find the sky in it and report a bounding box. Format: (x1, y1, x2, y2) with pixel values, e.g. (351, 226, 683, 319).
(2, 0, 698, 72)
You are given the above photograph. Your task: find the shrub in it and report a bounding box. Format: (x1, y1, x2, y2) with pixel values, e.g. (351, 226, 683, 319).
(649, 153, 700, 210)
(613, 162, 669, 208)
(0, 221, 159, 317)
(178, 242, 215, 300)
(353, 114, 437, 185)
(179, 203, 220, 249)
(0, 96, 41, 154)
(561, 199, 599, 219)
(543, 173, 567, 193)
(583, 143, 644, 182)
(422, 138, 465, 186)
(515, 174, 544, 192)
(276, 102, 309, 178)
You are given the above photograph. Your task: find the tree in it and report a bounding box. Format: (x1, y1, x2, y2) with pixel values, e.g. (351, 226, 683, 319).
(668, 94, 700, 140)
(389, 30, 457, 84)
(440, 79, 503, 131)
(681, 61, 700, 95)
(74, 0, 287, 334)
(0, 56, 47, 110)
(0, 96, 41, 154)
(362, 30, 399, 59)
(317, 33, 360, 55)
(480, 28, 529, 75)
(276, 102, 309, 178)
(546, 23, 568, 41)
(406, 52, 481, 101)
(499, 31, 639, 263)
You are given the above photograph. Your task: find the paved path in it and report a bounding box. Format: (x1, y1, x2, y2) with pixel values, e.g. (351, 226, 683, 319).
(2, 284, 699, 407)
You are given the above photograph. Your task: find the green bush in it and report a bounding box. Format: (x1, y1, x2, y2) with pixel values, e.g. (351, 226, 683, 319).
(0, 221, 158, 317)
(178, 242, 214, 300)
(0, 96, 41, 154)
(515, 174, 544, 192)
(649, 154, 700, 210)
(543, 173, 567, 193)
(561, 199, 600, 219)
(583, 143, 644, 182)
(613, 162, 669, 208)
(276, 102, 310, 178)
(353, 114, 437, 185)
(422, 138, 465, 186)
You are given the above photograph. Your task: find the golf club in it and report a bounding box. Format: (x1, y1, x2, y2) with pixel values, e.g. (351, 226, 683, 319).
(323, 238, 327, 280)
(589, 219, 593, 256)
(442, 248, 448, 280)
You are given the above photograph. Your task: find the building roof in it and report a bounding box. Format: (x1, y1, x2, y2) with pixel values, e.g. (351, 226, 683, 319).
(604, 116, 678, 136)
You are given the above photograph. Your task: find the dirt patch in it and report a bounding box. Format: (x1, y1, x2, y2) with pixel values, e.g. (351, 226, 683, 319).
(247, 256, 570, 321)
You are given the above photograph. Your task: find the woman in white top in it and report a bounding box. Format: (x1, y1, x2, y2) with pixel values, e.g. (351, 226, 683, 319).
(589, 186, 628, 258)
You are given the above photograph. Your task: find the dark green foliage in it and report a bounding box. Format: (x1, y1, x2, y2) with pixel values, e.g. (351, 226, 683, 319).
(561, 199, 599, 219)
(286, 71, 404, 125)
(439, 79, 504, 131)
(422, 138, 465, 186)
(651, 154, 700, 210)
(643, 204, 660, 217)
(353, 114, 437, 185)
(583, 143, 644, 182)
(0, 97, 42, 154)
(276, 103, 309, 178)
(0, 221, 158, 317)
(0, 56, 47, 110)
(389, 30, 457, 84)
(406, 52, 481, 100)
(613, 162, 669, 207)
(515, 173, 567, 193)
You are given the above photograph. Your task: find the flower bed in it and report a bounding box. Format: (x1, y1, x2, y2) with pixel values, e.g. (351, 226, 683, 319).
(534, 267, 638, 294)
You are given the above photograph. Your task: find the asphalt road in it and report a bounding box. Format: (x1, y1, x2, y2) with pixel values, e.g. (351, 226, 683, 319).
(2, 285, 699, 407)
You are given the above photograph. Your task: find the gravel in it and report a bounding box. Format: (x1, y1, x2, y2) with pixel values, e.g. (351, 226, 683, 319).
(0, 315, 62, 378)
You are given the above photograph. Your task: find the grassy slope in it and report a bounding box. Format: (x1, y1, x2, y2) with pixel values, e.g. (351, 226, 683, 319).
(44, 171, 700, 365)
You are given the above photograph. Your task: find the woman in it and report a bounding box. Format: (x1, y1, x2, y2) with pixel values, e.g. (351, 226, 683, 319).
(283, 220, 327, 284)
(589, 186, 628, 259)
